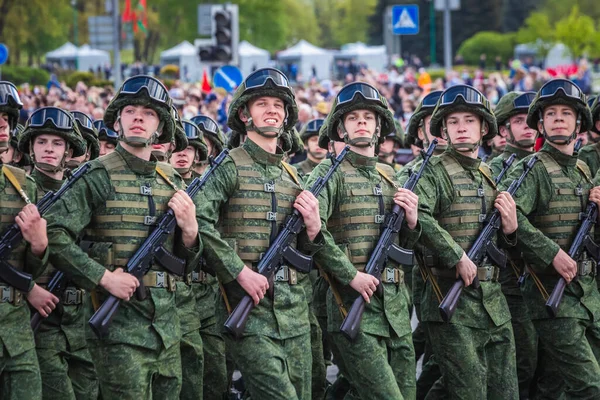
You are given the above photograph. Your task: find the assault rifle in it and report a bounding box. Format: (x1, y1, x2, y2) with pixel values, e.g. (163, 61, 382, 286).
(0, 163, 91, 292)
(439, 155, 538, 322)
(339, 139, 438, 341)
(224, 146, 351, 339)
(89, 149, 229, 339)
(545, 202, 600, 318)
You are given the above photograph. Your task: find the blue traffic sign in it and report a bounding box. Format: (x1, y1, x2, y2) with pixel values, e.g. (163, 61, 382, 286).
(212, 65, 243, 92)
(0, 44, 8, 65)
(392, 5, 419, 35)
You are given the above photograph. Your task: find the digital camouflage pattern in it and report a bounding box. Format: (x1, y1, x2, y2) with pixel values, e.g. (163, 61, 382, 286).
(0, 165, 45, 400)
(30, 168, 98, 400)
(503, 141, 600, 398)
(308, 150, 418, 400)
(414, 147, 518, 398)
(578, 143, 600, 177)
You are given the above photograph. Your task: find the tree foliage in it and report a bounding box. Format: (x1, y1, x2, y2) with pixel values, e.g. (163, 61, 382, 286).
(457, 31, 516, 65)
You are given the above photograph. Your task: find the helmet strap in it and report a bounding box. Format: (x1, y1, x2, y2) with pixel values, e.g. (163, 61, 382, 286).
(442, 121, 480, 154)
(0, 141, 9, 153)
(242, 104, 285, 138)
(539, 111, 579, 145)
(117, 114, 163, 147)
(31, 141, 70, 173)
(342, 117, 380, 148)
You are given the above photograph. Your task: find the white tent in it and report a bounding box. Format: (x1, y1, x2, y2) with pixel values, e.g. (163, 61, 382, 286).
(46, 42, 110, 72)
(239, 41, 270, 78)
(160, 41, 203, 82)
(335, 43, 388, 73)
(277, 40, 333, 81)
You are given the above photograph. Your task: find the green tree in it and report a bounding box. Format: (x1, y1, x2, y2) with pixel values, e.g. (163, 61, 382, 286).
(554, 6, 597, 58)
(333, 0, 378, 46)
(457, 31, 516, 66)
(516, 12, 555, 57)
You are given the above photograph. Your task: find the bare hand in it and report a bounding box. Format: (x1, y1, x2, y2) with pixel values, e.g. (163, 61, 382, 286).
(495, 191, 517, 235)
(236, 265, 269, 305)
(169, 190, 199, 247)
(294, 190, 321, 241)
(394, 188, 419, 229)
(349, 271, 379, 303)
(99, 268, 140, 301)
(552, 248, 577, 283)
(456, 252, 477, 287)
(589, 186, 600, 210)
(27, 283, 59, 318)
(16, 204, 47, 257)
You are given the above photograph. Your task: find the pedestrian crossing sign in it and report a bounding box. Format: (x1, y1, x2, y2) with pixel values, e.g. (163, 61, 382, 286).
(392, 5, 419, 35)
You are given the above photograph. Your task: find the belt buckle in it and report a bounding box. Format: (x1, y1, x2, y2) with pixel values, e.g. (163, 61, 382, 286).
(384, 268, 395, 283)
(274, 267, 289, 282)
(264, 182, 275, 193)
(140, 185, 152, 196)
(63, 288, 78, 305)
(155, 272, 166, 288)
(144, 216, 157, 225)
(374, 215, 385, 224)
(266, 211, 277, 221)
(1, 286, 11, 303)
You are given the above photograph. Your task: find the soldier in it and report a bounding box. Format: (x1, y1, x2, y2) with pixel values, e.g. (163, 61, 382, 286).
(308, 82, 419, 400)
(578, 96, 600, 175)
(415, 84, 519, 398)
(41, 75, 201, 399)
(486, 91, 540, 398)
(0, 80, 52, 400)
(293, 118, 327, 176)
(505, 78, 600, 398)
(92, 119, 118, 157)
(191, 114, 226, 175)
(377, 123, 405, 171)
(195, 68, 322, 399)
(0, 123, 33, 172)
(18, 107, 99, 400)
(68, 111, 100, 169)
(485, 126, 507, 161)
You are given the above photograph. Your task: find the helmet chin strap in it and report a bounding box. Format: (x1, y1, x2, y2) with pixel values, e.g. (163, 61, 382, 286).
(31, 142, 70, 173)
(242, 105, 286, 138)
(308, 150, 327, 160)
(176, 149, 201, 176)
(539, 111, 580, 145)
(588, 132, 600, 144)
(117, 115, 163, 148)
(341, 117, 381, 148)
(442, 121, 480, 154)
(505, 122, 536, 148)
(0, 141, 9, 153)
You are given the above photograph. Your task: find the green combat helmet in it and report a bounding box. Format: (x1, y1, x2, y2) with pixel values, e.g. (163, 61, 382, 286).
(0, 81, 23, 150)
(300, 119, 325, 143)
(93, 119, 119, 146)
(494, 91, 537, 147)
(191, 114, 226, 155)
(173, 119, 209, 175)
(280, 127, 304, 155)
(7, 124, 32, 168)
(321, 82, 395, 148)
(590, 95, 600, 135)
(227, 68, 298, 139)
(406, 90, 444, 150)
(103, 75, 175, 148)
(378, 120, 405, 157)
(152, 107, 188, 162)
(526, 79, 592, 145)
(72, 111, 100, 160)
(430, 85, 497, 152)
(19, 106, 87, 172)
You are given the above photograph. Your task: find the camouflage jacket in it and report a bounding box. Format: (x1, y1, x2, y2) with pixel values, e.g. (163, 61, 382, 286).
(308, 150, 419, 337)
(195, 137, 323, 340)
(489, 144, 533, 177)
(578, 142, 600, 178)
(43, 145, 201, 351)
(292, 157, 319, 177)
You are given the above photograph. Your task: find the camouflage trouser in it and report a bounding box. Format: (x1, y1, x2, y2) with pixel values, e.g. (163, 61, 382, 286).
(534, 339, 565, 400)
(425, 320, 518, 399)
(310, 305, 327, 400)
(533, 317, 600, 399)
(0, 344, 41, 400)
(504, 293, 538, 399)
(180, 329, 203, 400)
(330, 330, 416, 400)
(225, 333, 311, 400)
(88, 341, 181, 400)
(200, 315, 227, 400)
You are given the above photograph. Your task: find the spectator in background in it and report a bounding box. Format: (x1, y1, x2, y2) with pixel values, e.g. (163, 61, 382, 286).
(296, 103, 313, 131)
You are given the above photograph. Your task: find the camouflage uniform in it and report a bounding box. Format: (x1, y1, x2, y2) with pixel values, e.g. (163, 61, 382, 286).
(578, 96, 600, 176)
(506, 79, 600, 399)
(310, 82, 417, 400)
(0, 81, 45, 400)
(416, 85, 518, 399)
(196, 68, 322, 400)
(42, 76, 202, 400)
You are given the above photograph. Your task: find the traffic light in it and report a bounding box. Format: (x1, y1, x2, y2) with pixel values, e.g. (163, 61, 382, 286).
(197, 4, 238, 65)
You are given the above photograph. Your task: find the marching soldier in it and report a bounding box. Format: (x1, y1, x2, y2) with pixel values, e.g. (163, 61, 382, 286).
(92, 119, 118, 157)
(293, 118, 327, 176)
(578, 96, 600, 175)
(191, 114, 226, 175)
(68, 111, 100, 168)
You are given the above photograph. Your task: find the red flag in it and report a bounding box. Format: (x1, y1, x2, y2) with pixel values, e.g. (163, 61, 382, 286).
(122, 0, 133, 22)
(134, 0, 148, 35)
(201, 68, 212, 93)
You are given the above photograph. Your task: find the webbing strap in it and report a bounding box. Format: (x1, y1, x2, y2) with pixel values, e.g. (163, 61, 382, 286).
(156, 166, 179, 191)
(375, 166, 397, 189)
(281, 161, 302, 187)
(3, 166, 31, 204)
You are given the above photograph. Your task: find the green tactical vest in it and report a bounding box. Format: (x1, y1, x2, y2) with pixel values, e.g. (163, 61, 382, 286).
(437, 154, 497, 253)
(327, 161, 397, 271)
(532, 152, 592, 249)
(218, 147, 302, 266)
(0, 165, 29, 272)
(84, 151, 178, 269)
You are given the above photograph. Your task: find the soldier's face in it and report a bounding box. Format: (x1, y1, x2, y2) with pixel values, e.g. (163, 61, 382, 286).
(444, 112, 486, 145)
(343, 110, 377, 141)
(506, 113, 536, 145)
(243, 97, 285, 130)
(489, 132, 506, 151)
(0, 113, 9, 138)
(170, 146, 196, 170)
(116, 105, 160, 138)
(538, 105, 579, 136)
(306, 135, 327, 159)
(99, 140, 116, 156)
(0, 146, 17, 164)
(379, 138, 395, 155)
(33, 134, 71, 167)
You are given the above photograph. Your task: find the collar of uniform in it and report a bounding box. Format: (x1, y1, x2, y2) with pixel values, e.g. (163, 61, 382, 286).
(540, 141, 578, 168)
(305, 158, 319, 169)
(504, 144, 533, 160)
(116, 144, 157, 175)
(31, 168, 64, 192)
(242, 137, 283, 166)
(445, 146, 480, 171)
(346, 149, 377, 168)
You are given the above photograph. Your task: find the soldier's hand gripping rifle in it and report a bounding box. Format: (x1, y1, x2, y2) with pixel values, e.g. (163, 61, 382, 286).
(0, 163, 91, 293)
(89, 150, 229, 339)
(224, 146, 351, 339)
(545, 202, 600, 318)
(30, 270, 67, 332)
(339, 139, 438, 341)
(439, 155, 538, 322)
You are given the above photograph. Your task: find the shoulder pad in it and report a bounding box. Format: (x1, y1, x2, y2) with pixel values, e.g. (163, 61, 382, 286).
(375, 162, 396, 177)
(229, 147, 253, 167)
(3, 164, 28, 187)
(576, 159, 593, 182)
(95, 151, 125, 171)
